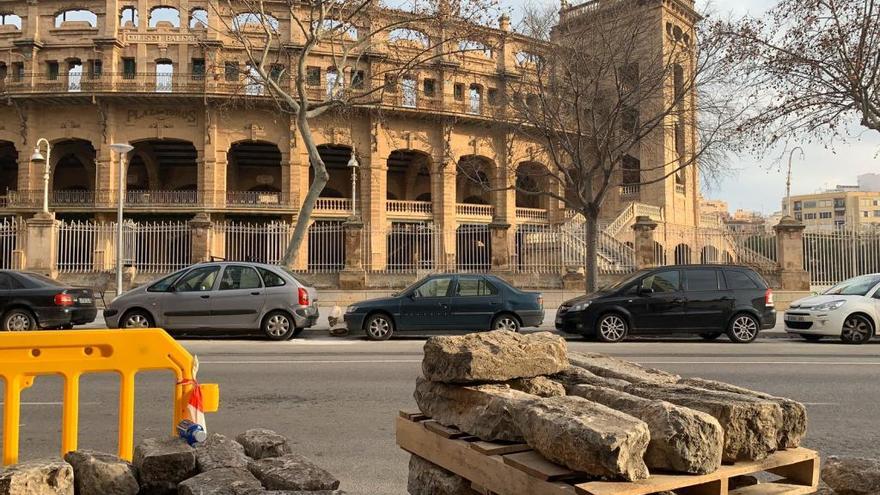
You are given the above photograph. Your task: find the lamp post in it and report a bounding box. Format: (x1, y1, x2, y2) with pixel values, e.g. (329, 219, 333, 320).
(110, 143, 135, 297)
(786, 147, 804, 218)
(29, 139, 52, 214)
(347, 148, 359, 218)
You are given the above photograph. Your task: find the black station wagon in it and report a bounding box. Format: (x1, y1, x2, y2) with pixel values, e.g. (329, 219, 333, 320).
(344, 274, 544, 340)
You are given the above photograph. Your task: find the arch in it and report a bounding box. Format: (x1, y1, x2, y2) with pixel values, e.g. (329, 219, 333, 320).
(129, 139, 197, 192)
(55, 9, 97, 28)
(456, 155, 495, 205)
(315, 19, 357, 39)
(515, 161, 550, 209)
(0, 141, 18, 193)
(700, 245, 719, 264)
(227, 141, 283, 202)
(189, 8, 208, 29)
(459, 39, 491, 57)
(387, 150, 432, 201)
(388, 28, 429, 47)
(120, 6, 138, 28)
(313, 144, 356, 198)
(653, 241, 666, 265)
(149, 6, 180, 28)
(0, 13, 22, 30)
(674, 243, 692, 265)
(515, 51, 542, 66)
(50, 139, 96, 193)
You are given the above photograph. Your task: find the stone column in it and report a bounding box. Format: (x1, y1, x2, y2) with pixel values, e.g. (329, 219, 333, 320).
(188, 213, 213, 263)
(24, 212, 60, 278)
(489, 222, 511, 272)
(433, 160, 457, 270)
(632, 216, 658, 269)
(364, 154, 388, 271)
(339, 219, 367, 289)
(774, 216, 810, 291)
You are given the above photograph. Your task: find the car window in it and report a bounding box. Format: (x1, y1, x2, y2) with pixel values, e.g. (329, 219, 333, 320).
(456, 278, 499, 297)
(220, 266, 262, 291)
(686, 270, 719, 291)
(724, 270, 759, 290)
(824, 275, 880, 296)
(0, 273, 11, 290)
(641, 270, 680, 293)
(413, 277, 453, 298)
(257, 267, 286, 288)
(173, 266, 220, 292)
(149, 269, 188, 292)
(22, 272, 66, 287)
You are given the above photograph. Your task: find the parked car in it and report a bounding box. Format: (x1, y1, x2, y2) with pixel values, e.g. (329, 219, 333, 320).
(103, 262, 319, 340)
(344, 274, 544, 340)
(784, 273, 880, 344)
(556, 265, 776, 343)
(0, 270, 97, 331)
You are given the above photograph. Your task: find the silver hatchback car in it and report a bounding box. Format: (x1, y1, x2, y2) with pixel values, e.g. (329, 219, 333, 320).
(104, 262, 319, 340)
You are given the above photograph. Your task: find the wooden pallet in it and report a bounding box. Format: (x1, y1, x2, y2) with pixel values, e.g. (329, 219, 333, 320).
(396, 411, 819, 495)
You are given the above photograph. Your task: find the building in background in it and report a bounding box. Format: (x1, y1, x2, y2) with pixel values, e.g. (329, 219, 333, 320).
(782, 189, 880, 231)
(858, 173, 880, 192)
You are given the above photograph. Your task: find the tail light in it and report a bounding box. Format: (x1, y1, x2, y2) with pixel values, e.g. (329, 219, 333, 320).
(537, 294, 544, 309)
(298, 287, 309, 306)
(765, 289, 775, 308)
(54, 293, 75, 307)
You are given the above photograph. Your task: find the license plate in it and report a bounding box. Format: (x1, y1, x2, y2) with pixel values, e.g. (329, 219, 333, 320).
(78, 298, 93, 305)
(785, 315, 808, 322)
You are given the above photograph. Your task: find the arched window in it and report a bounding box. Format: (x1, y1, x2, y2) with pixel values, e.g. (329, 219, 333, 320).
(55, 10, 98, 28)
(469, 84, 482, 114)
(326, 67, 340, 99)
(189, 8, 208, 29)
(67, 60, 83, 92)
(388, 28, 429, 47)
(120, 7, 138, 28)
(0, 13, 22, 30)
(149, 7, 181, 28)
(155, 59, 173, 93)
(401, 76, 417, 107)
(315, 19, 357, 39)
(233, 12, 279, 31)
(459, 40, 491, 58)
(245, 64, 263, 96)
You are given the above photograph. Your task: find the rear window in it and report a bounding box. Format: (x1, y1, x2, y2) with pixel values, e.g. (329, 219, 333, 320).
(22, 272, 66, 288)
(456, 278, 499, 296)
(724, 270, 759, 290)
(257, 267, 287, 287)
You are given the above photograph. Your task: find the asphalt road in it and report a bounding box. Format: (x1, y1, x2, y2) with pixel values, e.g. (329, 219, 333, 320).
(2, 330, 878, 494)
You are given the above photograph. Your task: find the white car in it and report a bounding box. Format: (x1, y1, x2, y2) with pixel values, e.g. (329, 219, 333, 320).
(784, 274, 880, 344)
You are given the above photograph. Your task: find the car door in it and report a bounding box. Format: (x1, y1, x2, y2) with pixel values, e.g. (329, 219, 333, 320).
(449, 276, 502, 330)
(0, 273, 13, 314)
(628, 269, 687, 332)
(397, 276, 454, 330)
(211, 265, 267, 329)
(164, 265, 220, 329)
(682, 268, 728, 331)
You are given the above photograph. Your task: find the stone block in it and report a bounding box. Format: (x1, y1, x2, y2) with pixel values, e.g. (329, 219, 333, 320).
(407, 455, 478, 494)
(0, 460, 73, 495)
(506, 376, 566, 397)
(247, 454, 340, 491)
(196, 433, 251, 472)
(236, 429, 292, 460)
(821, 456, 880, 495)
(63, 450, 138, 495)
(132, 437, 197, 494)
(177, 467, 263, 495)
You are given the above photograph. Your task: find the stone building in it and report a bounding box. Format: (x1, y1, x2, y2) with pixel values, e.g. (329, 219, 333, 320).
(0, 0, 707, 286)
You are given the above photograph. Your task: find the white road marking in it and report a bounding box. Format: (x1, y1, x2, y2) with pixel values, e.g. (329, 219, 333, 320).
(638, 361, 880, 365)
(0, 402, 101, 406)
(202, 359, 422, 365)
(802, 403, 836, 406)
(198, 359, 878, 366)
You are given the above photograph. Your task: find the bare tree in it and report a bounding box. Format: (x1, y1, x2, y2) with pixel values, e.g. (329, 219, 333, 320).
(210, 0, 499, 266)
(719, 0, 880, 151)
(476, 3, 735, 292)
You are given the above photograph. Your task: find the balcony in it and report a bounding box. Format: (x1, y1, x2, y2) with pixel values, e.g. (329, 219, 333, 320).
(226, 191, 287, 209)
(387, 200, 432, 220)
(515, 207, 548, 223)
(314, 197, 353, 217)
(456, 203, 495, 221)
(127, 190, 202, 207)
(620, 184, 640, 198)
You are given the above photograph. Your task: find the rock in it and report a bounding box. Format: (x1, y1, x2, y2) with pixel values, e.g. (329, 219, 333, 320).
(196, 433, 251, 472)
(550, 366, 631, 392)
(680, 377, 807, 448)
(422, 331, 568, 383)
(570, 384, 723, 474)
(507, 376, 566, 397)
(177, 468, 263, 495)
(63, 450, 138, 495)
(622, 383, 782, 462)
(245, 491, 347, 495)
(236, 429, 292, 460)
(407, 455, 477, 494)
(413, 376, 534, 441)
(0, 460, 74, 495)
(568, 352, 678, 385)
(248, 454, 340, 491)
(510, 396, 650, 481)
(821, 456, 880, 495)
(132, 437, 197, 494)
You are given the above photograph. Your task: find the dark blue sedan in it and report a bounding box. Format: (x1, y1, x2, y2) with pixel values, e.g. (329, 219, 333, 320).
(344, 274, 544, 340)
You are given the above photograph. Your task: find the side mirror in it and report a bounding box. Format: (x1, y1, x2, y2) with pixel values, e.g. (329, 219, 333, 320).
(639, 287, 654, 295)
(391, 292, 399, 297)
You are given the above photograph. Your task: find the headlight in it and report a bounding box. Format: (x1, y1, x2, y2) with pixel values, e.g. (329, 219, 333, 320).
(345, 305, 358, 314)
(812, 300, 847, 312)
(570, 301, 592, 312)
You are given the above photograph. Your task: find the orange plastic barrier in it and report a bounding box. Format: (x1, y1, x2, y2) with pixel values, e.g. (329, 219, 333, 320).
(0, 329, 219, 465)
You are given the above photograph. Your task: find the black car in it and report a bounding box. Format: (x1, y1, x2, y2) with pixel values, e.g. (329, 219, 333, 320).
(556, 265, 776, 343)
(0, 271, 98, 331)
(344, 274, 544, 340)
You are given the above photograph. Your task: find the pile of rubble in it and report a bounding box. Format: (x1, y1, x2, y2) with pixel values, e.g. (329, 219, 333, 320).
(0, 428, 345, 495)
(409, 330, 809, 492)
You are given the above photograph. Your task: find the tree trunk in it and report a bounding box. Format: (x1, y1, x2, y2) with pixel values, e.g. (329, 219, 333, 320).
(583, 210, 600, 293)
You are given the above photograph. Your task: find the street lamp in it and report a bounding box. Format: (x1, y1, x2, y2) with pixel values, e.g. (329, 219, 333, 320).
(785, 147, 804, 218)
(110, 142, 135, 297)
(30, 138, 52, 214)
(347, 148, 359, 218)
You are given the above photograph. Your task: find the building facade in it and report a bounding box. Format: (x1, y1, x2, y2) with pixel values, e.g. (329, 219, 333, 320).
(783, 190, 880, 231)
(0, 0, 705, 284)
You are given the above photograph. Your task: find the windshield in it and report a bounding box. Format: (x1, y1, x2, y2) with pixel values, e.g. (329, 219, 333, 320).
(823, 275, 880, 296)
(602, 269, 650, 292)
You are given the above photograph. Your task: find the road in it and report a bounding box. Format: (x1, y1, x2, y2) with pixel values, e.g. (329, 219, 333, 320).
(2, 329, 878, 494)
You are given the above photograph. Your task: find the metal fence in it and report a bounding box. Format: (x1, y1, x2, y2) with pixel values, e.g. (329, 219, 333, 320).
(57, 221, 191, 273)
(0, 218, 22, 270)
(456, 224, 492, 272)
(217, 221, 293, 265)
(804, 229, 880, 287)
(364, 222, 441, 273)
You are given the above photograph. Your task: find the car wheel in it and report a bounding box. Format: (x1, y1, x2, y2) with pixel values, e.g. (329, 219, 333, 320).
(60, 324, 74, 330)
(841, 315, 873, 345)
(492, 314, 520, 332)
(262, 311, 295, 341)
(727, 314, 759, 343)
(121, 310, 154, 329)
(800, 334, 823, 342)
(596, 313, 628, 343)
(3, 309, 36, 331)
(699, 332, 723, 341)
(365, 313, 394, 341)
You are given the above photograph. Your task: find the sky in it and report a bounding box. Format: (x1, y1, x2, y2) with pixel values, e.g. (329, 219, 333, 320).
(503, 0, 880, 214)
